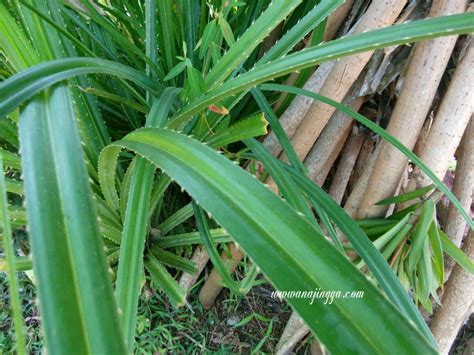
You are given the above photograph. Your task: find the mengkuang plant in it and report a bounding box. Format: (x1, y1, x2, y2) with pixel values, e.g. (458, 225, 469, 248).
(0, 0, 473, 354)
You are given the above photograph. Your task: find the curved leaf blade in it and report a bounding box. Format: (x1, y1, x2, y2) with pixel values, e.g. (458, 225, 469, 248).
(98, 128, 437, 354)
(19, 85, 125, 354)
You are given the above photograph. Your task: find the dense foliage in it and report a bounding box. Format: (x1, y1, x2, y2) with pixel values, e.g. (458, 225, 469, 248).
(0, 0, 473, 353)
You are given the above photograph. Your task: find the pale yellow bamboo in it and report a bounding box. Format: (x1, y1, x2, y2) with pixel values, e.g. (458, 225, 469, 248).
(430, 232, 474, 355)
(328, 129, 365, 204)
(304, 96, 364, 186)
(263, 61, 334, 157)
(275, 312, 309, 355)
(344, 144, 379, 218)
(272, 0, 354, 118)
(404, 42, 473, 197)
(285, 0, 407, 162)
(356, 0, 469, 219)
(444, 118, 473, 281)
(178, 246, 209, 293)
(198, 243, 242, 309)
(323, 0, 354, 41)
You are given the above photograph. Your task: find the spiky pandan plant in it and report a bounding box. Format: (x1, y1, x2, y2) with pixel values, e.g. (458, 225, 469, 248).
(0, 0, 473, 353)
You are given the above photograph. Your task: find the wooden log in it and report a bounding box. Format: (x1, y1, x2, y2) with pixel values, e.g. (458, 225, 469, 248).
(404, 42, 473, 195)
(444, 118, 473, 281)
(263, 61, 335, 157)
(323, 0, 354, 41)
(355, 0, 469, 219)
(349, 135, 374, 188)
(178, 246, 209, 293)
(198, 243, 242, 309)
(304, 96, 364, 186)
(275, 312, 309, 355)
(328, 128, 365, 204)
(284, 0, 407, 162)
(430, 231, 474, 355)
(271, 0, 355, 124)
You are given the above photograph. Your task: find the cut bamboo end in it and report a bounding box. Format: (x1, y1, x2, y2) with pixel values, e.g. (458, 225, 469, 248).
(178, 246, 210, 293)
(198, 243, 244, 309)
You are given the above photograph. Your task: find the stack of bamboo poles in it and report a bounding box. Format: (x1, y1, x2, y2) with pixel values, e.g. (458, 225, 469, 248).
(179, 1, 473, 353)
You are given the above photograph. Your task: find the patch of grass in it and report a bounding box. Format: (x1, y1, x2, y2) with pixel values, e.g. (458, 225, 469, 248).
(0, 273, 42, 354)
(135, 275, 290, 353)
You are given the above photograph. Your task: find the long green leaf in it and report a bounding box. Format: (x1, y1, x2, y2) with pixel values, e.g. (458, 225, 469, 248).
(98, 128, 437, 354)
(0, 155, 26, 354)
(439, 230, 474, 274)
(205, 0, 303, 88)
(19, 85, 125, 353)
(0, 58, 160, 118)
(277, 160, 436, 345)
(170, 13, 474, 127)
(260, 83, 474, 230)
(144, 254, 186, 308)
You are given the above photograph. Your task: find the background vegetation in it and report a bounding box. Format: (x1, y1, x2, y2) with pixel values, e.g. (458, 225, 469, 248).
(0, 0, 472, 353)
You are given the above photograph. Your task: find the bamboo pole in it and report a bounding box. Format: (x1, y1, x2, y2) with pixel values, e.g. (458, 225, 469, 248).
(323, 0, 354, 41)
(355, 0, 469, 219)
(198, 243, 242, 309)
(328, 128, 365, 204)
(430, 231, 474, 355)
(443, 118, 473, 281)
(263, 61, 334, 157)
(404, 42, 473, 195)
(275, 312, 309, 354)
(283, 0, 407, 163)
(348, 136, 375, 195)
(344, 143, 379, 218)
(198, 3, 357, 307)
(304, 96, 364, 186)
(271, 0, 354, 122)
(178, 246, 209, 293)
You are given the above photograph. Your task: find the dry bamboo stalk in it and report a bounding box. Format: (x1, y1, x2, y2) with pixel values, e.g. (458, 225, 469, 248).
(199, 2, 362, 304)
(198, 243, 242, 309)
(275, 312, 309, 355)
(323, 0, 354, 41)
(430, 231, 474, 355)
(349, 136, 375, 193)
(328, 128, 365, 204)
(443, 118, 473, 281)
(355, 0, 469, 219)
(271, 0, 355, 126)
(413, 116, 433, 157)
(275, 96, 365, 354)
(304, 96, 364, 186)
(344, 143, 379, 218)
(178, 246, 209, 293)
(285, 0, 407, 162)
(263, 61, 335, 157)
(309, 340, 325, 355)
(404, 42, 474, 194)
